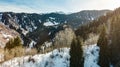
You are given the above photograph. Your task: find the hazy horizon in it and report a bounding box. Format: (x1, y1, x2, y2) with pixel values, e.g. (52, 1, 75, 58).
(0, 0, 119, 13)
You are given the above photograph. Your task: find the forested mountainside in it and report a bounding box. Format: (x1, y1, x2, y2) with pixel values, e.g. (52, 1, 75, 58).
(75, 7, 120, 67)
(0, 10, 109, 47)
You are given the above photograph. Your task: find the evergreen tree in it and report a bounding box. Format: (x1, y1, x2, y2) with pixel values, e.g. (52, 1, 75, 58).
(109, 16, 120, 65)
(70, 37, 84, 67)
(97, 25, 110, 67)
(5, 36, 22, 50)
(14, 36, 22, 47)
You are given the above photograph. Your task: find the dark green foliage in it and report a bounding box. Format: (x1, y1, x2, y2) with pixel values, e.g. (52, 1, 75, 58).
(97, 25, 110, 67)
(70, 37, 84, 67)
(5, 36, 22, 50)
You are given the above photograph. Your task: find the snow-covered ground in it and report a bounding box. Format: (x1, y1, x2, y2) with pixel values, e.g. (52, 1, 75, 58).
(83, 44, 100, 67)
(0, 44, 100, 67)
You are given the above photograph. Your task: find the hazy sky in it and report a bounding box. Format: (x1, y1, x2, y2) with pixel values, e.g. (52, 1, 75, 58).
(0, 0, 120, 13)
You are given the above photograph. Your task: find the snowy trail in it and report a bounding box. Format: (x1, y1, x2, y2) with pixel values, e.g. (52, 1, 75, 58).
(0, 44, 100, 67)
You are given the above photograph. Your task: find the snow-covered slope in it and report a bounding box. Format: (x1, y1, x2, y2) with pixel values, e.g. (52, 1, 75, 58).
(0, 44, 99, 67)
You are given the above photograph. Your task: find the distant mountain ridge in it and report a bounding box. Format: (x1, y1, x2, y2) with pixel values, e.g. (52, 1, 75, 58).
(0, 10, 110, 47)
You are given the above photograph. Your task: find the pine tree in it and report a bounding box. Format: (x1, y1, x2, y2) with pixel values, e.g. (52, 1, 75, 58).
(70, 37, 84, 67)
(97, 25, 110, 67)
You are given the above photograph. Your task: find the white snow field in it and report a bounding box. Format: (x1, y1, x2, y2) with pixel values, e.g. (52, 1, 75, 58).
(0, 44, 100, 67)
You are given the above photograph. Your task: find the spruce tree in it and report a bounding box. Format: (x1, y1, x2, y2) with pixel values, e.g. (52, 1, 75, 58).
(70, 37, 84, 67)
(97, 25, 110, 67)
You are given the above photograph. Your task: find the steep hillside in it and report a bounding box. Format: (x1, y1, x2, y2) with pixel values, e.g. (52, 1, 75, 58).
(0, 23, 19, 62)
(75, 10, 113, 40)
(0, 23, 19, 48)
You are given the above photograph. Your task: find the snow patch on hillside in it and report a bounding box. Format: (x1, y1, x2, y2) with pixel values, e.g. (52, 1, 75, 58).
(29, 40, 36, 48)
(43, 21, 58, 26)
(43, 19, 59, 26)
